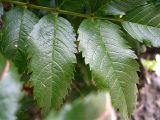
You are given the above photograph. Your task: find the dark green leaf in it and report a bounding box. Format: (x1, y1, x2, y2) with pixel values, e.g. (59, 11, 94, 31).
(36, 0, 55, 7)
(78, 19, 139, 119)
(59, 0, 86, 13)
(96, 0, 148, 16)
(123, 33, 141, 55)
(0, 7, 38, 72)
(55, 0, 64, 6)
(75, 53, 92, 85)
(58, 0, 88, 30)
(29, 14, 76, 114)
(87, 0, 108, 12)
(123, 4, 160, 47)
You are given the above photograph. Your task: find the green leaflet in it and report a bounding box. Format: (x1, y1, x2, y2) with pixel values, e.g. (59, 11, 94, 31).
(45, 92, 116, 120)
(37, 0, 55, 7)
(59, 0, 108, 13)
(78, 19, 139, 119)
(0, 55, 22, 120)
(29, 14, 76, 114)
(123, 34, 141, 55)
(122, 4, 160, 47)
(0, 7, 38, 72)
(58, 0, 87, 30)
(87, 0, 107, 12)
(96, 0, 148, 16)
(59, 0, 86, 12)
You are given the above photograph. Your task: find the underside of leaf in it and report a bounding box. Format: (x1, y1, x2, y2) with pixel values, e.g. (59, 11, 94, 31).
(96, 0, 147, 16)
(78, 19, 139, 119)
(122, 4, 160, 47)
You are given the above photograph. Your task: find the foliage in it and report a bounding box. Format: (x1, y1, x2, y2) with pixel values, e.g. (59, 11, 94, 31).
(0, 0, 160, 119)
(123, 4, 160, 47)
(0, 7, 38, 72)
(78, 19, 138, 118)
(29, 14, 76, 114)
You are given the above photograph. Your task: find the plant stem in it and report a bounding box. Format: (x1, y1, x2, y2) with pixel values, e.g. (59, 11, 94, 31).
(1, 0, 123, 22)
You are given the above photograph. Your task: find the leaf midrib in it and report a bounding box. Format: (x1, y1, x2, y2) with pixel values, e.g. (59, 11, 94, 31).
(12, 8, 25, 59)
(18, 9, 24, 46)
(94, 20, 127, 113)
(51, 14, 58, 107)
